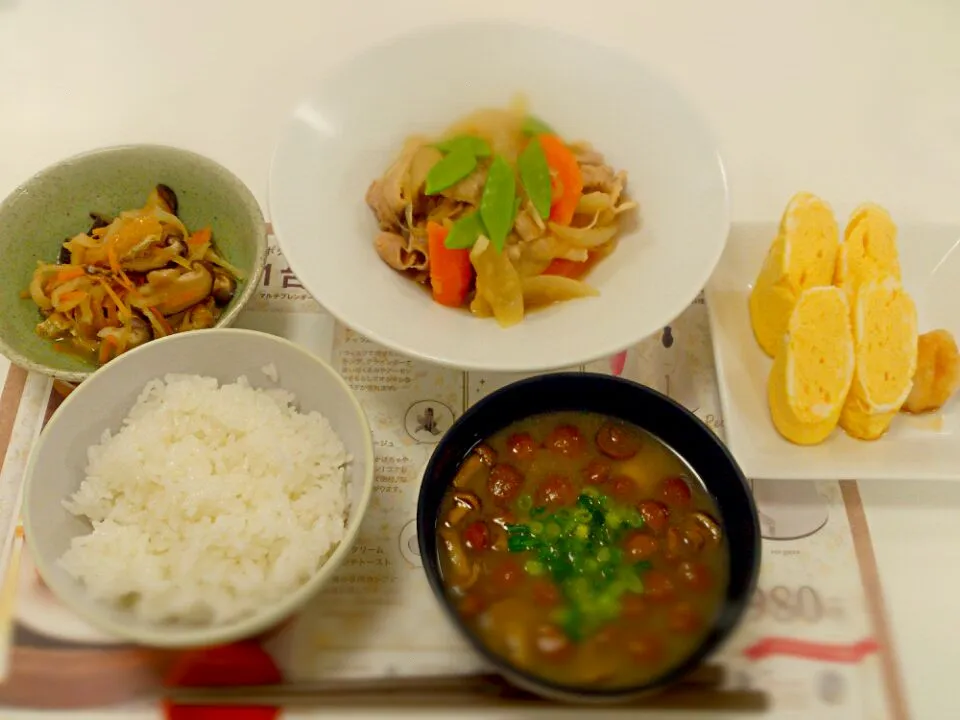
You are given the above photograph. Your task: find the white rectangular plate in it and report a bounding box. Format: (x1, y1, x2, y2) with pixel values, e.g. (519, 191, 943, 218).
(705, 222, 960, 481)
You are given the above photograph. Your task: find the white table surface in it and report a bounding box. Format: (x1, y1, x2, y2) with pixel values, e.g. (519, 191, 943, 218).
(2, 1, 959, 717)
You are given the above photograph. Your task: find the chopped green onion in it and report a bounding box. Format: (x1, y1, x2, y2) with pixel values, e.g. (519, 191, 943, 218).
(524, 560, 546, 576)
(490, 487, 659, 642)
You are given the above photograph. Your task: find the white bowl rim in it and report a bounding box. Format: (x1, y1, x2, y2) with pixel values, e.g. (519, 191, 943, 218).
(0, 143, 268, 385)
(23, 327, 375, 648)
(268, 19, 731, 373)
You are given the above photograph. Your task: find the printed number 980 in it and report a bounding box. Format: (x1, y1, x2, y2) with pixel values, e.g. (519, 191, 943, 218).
(749, 585, 844, 623)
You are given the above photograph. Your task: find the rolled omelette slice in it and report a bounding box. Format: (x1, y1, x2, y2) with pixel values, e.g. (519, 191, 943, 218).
(839, 276, 918, 440)
(749, 192, 840, 357)
(835, 203, 901, 313)
(768, 286, 855, 445)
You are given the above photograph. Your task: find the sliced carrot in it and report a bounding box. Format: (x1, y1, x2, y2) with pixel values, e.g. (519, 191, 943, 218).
(543, 257, 591, 279)
(427, 220, 473, 308)
(538, 134, 583, 226)
(54, 266, 86, 284)
(188, 228, 212, 246)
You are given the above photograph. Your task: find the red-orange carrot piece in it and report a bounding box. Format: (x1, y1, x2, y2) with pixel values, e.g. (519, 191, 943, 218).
(538, 134, 583, 226)
(427, 221, 473, 308)
(188, 227, 212, 246)
(57, 290, 87, 302)
(54, 266, 86, 284)
(543, 257, 590, 279)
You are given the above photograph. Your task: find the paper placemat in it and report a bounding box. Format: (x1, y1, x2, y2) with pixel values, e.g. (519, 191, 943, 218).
(0, 228, 907, 718)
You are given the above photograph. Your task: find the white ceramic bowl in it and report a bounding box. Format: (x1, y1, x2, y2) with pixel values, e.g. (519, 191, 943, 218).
(22, 329, 374, 648)
(269, 21, 729, 372)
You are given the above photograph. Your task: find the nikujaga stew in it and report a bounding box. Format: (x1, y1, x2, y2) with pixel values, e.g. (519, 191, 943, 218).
(437, 411, 728, 688)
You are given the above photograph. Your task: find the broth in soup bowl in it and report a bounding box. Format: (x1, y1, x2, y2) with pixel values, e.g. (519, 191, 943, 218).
(417, 373, 759, 703)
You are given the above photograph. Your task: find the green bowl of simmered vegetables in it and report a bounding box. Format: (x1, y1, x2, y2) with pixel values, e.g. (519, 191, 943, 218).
(0, 145, 267, 383)
(417, 373, 760, 703)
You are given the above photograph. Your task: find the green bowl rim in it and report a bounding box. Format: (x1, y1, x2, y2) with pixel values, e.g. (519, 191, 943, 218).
(0, 143, 268, 384)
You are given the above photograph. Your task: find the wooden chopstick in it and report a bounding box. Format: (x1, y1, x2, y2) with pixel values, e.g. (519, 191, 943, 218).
(164, 664, 768, 711)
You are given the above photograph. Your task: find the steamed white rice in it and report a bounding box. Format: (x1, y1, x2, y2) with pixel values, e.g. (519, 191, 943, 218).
(59, 372, 350, 625)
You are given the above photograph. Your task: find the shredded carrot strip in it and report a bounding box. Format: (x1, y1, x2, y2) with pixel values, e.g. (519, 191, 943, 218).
(147, 307, 173, 337)
(57, 290, 87, 303)
(115, 268, 138, 295)
(98, 335, 118, 365)
(97, 279, 131, 318)
(54, 267, 85, 285)
(107, 245, 121, 274)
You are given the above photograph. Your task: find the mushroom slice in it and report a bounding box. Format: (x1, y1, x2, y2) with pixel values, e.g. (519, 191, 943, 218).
(452, 452, 486, 489)
(130, 263, 214, 316)
(688, 511, 723, 545)
(445, 490, 481, 527)
(474, 443, 497, 467)
(439, 527, 478, 591)
(144, 184, 179, 216)
(179, 297, 221, 332)
(211, 267, 237, 305)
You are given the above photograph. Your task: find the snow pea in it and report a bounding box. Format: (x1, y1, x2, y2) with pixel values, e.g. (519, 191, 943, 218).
(521, 115, 555, 136)
(518, 137, 552, 220)
(425, 148, 477, 195)
(434, 135, 492, 157)
(479, 154, 517, 252)
(444, 211, 486, 250)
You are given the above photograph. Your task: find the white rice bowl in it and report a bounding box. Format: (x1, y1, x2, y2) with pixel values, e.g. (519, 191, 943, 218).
(58, 372, 350, 626)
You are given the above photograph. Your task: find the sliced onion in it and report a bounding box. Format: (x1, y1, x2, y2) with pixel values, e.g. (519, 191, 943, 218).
(548, 222, 618, 248)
